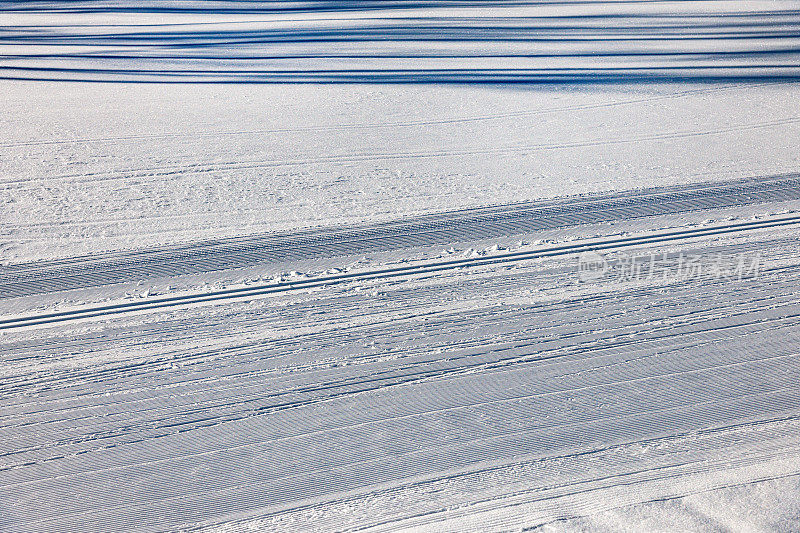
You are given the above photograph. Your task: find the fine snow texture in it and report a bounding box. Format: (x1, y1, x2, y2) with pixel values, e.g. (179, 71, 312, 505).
(2, 1, 800, 532)
(3, 80, 799, 263)
(3, 192, 800, 532)
(2, 0, 800, 262)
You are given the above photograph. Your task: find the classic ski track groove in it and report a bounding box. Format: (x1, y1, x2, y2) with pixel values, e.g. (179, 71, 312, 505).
(3, 172, 799, 298)
(4, 214, 800, 531)
(3, 213, 799, 330)
(5, 2, 800, 530)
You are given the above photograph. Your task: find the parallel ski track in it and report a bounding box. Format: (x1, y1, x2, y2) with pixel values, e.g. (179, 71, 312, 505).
(2, 173, 800, 299)
(3, 213, 799, 330)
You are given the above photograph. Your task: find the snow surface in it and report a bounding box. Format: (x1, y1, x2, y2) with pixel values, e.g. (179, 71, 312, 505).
(2, 1, 800, 531)
(2, 0, 800, 262)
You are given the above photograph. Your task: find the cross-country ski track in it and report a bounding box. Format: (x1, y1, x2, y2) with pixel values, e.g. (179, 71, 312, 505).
(3, 173, 800, 531)
(3, 211, 800, 330)
(3, 0, 800, 530)
(3, 172, 800, 299)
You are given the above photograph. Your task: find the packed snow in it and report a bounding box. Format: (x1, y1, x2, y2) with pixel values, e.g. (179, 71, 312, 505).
(2, 1, 800, 531)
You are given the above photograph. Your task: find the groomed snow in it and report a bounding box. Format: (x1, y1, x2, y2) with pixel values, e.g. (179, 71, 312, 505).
(3, 81, 799, 263)
(2, 0, 799, 262)
(2, 1, 800, 531)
